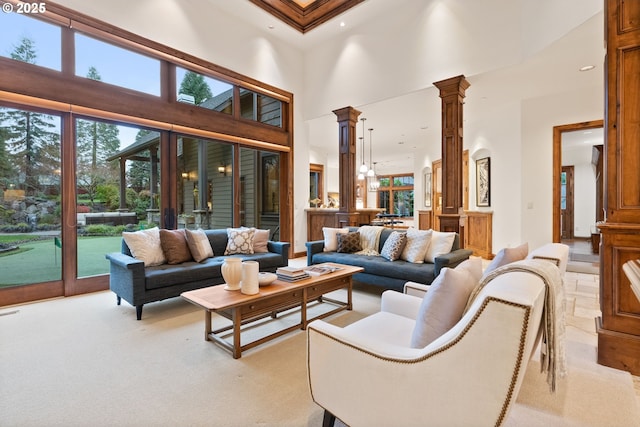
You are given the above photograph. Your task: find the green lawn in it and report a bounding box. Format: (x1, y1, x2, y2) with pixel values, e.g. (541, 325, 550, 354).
(0, 236, 122, 287)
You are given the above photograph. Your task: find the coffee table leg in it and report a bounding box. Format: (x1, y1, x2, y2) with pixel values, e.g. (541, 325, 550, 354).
(205, 310, 212, 341)
(232, 308, 241, 359)
(347, 280, 353, 310)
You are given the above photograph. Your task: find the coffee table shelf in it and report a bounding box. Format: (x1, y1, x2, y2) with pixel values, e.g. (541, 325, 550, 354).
(181, 263, 363, 358)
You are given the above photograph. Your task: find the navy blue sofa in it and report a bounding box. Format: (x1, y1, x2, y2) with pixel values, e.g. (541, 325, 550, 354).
(306, 227, 472, 292)
(106, 229, 289, 320)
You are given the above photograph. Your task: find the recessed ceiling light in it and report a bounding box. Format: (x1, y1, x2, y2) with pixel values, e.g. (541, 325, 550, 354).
(268, 24, 275, 30)
(579, 65, 595, 72)
(340, 21, 346, 28)
(584, 130, 593, 134)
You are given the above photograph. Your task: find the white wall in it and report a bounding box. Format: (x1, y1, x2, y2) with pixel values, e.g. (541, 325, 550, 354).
(563, 146, 598, 238)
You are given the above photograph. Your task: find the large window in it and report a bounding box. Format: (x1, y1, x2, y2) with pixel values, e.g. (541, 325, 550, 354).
(75, 33, 161, 96)
(0, 13, 61, 71)
(377, 174, 414, 217)
(0, 7, 292, 306)
(0, 106, 61, 287)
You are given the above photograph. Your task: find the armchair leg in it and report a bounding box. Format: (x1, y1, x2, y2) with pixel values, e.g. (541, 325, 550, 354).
(136, 304, 143, 320)
(322, 410, 336, 427)
(116, 295, 121, 305)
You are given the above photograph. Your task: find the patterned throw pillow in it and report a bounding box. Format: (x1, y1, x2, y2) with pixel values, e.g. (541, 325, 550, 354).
(159, 229, 193, 264)
(380, 231, 407, 261)
(224, 227, 256, 255)
(401, 228, 433, 263)
(336, 231, 362, 253)
(185, 228, 214, 262)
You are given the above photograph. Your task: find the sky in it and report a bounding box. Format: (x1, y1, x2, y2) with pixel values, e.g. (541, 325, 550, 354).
(1, 10, 231, 150)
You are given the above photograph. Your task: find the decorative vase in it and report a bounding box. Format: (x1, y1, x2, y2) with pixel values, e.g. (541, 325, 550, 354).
(222, 257, 242, 291)
(241, 261, 260, 295)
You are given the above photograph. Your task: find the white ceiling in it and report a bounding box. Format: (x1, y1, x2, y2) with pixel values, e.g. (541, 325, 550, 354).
(209, 0, 605, 174)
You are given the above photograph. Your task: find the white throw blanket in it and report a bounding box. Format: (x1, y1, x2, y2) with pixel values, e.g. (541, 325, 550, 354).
(355, 226, 384, 256)
(465, 259, 567, 392)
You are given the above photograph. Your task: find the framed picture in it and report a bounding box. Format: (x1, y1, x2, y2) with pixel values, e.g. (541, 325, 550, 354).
(476, 157, 491, 207)
(424, 171, 432, 207)
(262, 154, 279, 214)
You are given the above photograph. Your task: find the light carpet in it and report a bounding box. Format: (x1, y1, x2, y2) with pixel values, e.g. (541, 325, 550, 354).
(1, 286, 638, 427)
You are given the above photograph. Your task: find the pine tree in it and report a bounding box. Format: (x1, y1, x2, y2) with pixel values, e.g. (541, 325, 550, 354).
(76, 67, 121, 204)
(178, 71, 213, 105)
(0, 37, 59, 196)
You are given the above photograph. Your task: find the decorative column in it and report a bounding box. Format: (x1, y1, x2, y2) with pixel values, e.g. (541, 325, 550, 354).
(333, 106, 361, 228)
(596, 0, 640, 375)
(433, 75, 470, 236)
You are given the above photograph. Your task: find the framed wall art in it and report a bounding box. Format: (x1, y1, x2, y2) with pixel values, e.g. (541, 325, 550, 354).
(476, 157, 491, 207)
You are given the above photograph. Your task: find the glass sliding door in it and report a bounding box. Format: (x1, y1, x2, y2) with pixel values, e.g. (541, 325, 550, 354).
(0, 106, 62, 288)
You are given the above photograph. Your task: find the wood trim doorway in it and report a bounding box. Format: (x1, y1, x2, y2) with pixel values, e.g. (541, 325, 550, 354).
(552, 120, 603, 242)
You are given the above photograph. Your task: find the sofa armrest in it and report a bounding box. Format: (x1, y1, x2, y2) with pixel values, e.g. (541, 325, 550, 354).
(267, 241, 290, 266)
(433, 248, 473, 276)
(403, 281, 430, 298)
(105, 252, 146, 305)
(380, 290, 422, 320)
(305, 240, 325, 264)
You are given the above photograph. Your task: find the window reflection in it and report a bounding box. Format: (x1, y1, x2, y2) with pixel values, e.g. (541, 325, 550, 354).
(0, 13, 61, 71)
(176, 67, 233, 114)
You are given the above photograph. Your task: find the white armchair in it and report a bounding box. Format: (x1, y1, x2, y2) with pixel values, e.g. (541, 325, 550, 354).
(307, 270, 547, 427)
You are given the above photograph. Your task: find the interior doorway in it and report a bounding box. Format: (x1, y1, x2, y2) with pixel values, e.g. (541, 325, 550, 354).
(553, 120, 603, 272)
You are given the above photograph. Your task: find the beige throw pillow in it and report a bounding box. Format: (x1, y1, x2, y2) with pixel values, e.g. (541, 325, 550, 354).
(410, 267, 478, 348)
(455, 256, 483, 283)
(159, 229, 193, 264)
(122, 227, 166, 267)
(482, 242, 529, 279)
(323, 227, 348, 252)
(224, 227, 255, 255)
(252, 229, 270, 253)
(185, 229, 214, 262)
(400, 228, 432, 263)
(424, 230, 456, 263)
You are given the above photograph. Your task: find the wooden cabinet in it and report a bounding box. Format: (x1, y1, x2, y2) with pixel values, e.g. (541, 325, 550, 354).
(596, 0, 640, 376)
(464, 211, 493, 259)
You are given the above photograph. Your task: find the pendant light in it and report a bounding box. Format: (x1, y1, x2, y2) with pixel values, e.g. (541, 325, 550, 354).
(359, 118, 368, 175)
(367, 128, 375, 177)
(357, 136, 365, 180)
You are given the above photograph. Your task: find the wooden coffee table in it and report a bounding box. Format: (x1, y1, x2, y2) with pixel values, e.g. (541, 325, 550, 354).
(181, 263, 363, 358)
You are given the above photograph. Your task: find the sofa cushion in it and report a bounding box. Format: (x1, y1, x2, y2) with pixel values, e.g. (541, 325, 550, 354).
(401, 228, 432, 263)
(185, 229, 214, 262)
(311, 252, 436, 284)
(410, 267, 477, 348)
(425, 230, 456, 263)
(337, 232, 362, 253)
(482, 242, 529, 279)
(122, 227, 166, 267)
(224, 227, 255, 255)
(159, 229, 193, 264)
(323, 227, 349, 252)
(145, 258, 222, 290)
(380, 231, 407, 261)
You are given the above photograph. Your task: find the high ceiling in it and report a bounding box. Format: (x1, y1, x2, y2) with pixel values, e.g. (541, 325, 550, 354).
(248, 0, 365, 33)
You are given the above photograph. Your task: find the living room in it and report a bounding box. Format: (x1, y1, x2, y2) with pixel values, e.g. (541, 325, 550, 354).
(1, 0, 640, 425)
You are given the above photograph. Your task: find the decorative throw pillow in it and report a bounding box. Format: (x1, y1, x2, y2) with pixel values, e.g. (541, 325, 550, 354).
(252, 228, 270, 253)
(410, 267, 478, 348)
(424, 230, 456, 263)
(224, 227, 255, 255)
(380, 231, 407, 261)
(400, 228, 432, 263)
(455, 256, 483, 283)
(336, 231, 362, 253)
(159, 229, 193, 264)
(122, 227, 166, 267)
(482, 242, 529, 279)
(323, 227, 349, 252)
(185, 228, 214, 262)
